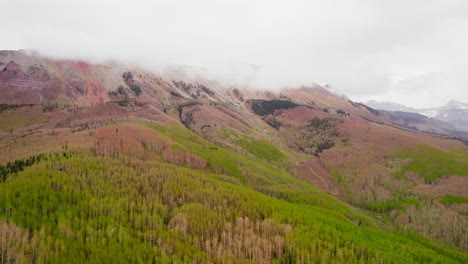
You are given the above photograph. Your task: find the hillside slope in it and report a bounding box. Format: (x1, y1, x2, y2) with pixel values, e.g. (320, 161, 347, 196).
(1, 50, 467, 263)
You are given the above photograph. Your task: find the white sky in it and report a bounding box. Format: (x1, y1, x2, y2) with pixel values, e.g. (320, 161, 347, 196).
(1, 0, 468, 108)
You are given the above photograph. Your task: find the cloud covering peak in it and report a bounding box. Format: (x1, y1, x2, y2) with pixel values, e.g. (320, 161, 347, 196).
(2, 0, 468, 107)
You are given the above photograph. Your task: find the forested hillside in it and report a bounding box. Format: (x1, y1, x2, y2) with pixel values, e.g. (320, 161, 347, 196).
(0, 51, 467, 263)
(0, 122, 465, 263)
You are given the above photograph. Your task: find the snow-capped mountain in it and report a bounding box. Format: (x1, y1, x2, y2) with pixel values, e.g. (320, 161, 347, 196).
(364, 99, 468, 133)
(439, 100, 468, 111)
(433, 100, 468, 132)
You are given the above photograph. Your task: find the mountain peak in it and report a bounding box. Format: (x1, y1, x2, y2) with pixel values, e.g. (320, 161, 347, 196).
(443, 99, 468, 110)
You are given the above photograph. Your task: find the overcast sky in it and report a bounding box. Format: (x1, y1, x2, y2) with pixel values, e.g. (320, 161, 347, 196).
(1, 0, 467, 108)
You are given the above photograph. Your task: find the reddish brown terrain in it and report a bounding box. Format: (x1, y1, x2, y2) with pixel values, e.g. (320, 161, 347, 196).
(1, 50, 467, 252)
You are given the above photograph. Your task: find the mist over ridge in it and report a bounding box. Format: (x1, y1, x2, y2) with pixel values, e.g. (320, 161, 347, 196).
(2, 0, 468, 108)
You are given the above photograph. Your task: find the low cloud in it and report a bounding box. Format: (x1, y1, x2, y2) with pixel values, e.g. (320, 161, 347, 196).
(1, 0, 467, 107)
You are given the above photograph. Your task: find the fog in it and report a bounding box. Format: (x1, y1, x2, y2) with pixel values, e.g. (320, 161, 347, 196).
(1, 0, 468, 108)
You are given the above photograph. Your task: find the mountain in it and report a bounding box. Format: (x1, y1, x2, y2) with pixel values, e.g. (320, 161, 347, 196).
(377, 110, 460, 135)
(442, 99, 468, 110)
(365, 100, 418, 112)
(433, 100, 468, 131)
(365, 99, 468, 133)
(1, 50, 467, 263)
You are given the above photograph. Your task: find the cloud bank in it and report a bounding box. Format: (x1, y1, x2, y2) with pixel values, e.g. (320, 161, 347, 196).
(1, 0, 468, 107)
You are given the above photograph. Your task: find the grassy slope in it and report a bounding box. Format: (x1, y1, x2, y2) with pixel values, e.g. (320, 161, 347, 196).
(327, 140, 468, 251)
(0, 106, 48, 131)
(441, 195, 468, 205)
(393, 145, 468, 183)
(0, 122, 466, 263)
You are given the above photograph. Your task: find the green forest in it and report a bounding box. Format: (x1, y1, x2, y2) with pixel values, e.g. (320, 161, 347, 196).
(0, 122, 466, 263)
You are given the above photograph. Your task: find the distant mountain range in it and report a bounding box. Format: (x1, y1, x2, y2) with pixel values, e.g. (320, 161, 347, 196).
(365, 99, 468, 133)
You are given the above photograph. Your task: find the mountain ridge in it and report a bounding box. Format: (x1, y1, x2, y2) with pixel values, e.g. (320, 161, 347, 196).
(365, 99, 468, 133)
(0, 50, 467, 262)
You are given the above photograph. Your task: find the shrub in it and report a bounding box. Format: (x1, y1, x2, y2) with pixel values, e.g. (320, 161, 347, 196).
(129, 84, 142, 96)
(199, 84, 214, 96)
(42, 104, 57, 112)
(172, 80, 194, 92)
(123, 71, 133, 81)
(336, 109, 347, 116)
(265, 116, 282, 129)
(170, 91, 182, 97)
